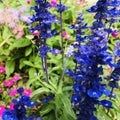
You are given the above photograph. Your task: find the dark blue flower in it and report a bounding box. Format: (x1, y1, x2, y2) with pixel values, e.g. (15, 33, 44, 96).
(71, 94, 81, 103)
(2, 110, 18, 120)
(100, 100, 112, 108)
(87, 89, 102, 98)
(17, 87, 24, 95)
(55, 4, 68, 12)
(30, 0, 58, 57)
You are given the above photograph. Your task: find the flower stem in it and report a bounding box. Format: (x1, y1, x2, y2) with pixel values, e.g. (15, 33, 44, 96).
(43, 39, 49, 84)
(59, 0, 64, 67)
(58, 57, 68, 91)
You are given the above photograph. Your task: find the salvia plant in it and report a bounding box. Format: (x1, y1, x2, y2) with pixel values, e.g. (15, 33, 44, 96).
(66, 0, 120, 120)
(29, 0, 120, 120)
(30, 0, 61, 83)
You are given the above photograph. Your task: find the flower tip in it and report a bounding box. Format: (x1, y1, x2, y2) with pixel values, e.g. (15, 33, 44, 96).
(26, 0, 30, 4)
(111, 31, 119, 38)
(32, 30, 39, 36)
(51, 0, 57, 7)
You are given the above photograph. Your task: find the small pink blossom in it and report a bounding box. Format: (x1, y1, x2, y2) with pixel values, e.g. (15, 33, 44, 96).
(12, 74, 20, 82)
(111, 31, 119, 38)
(32, 30, 39, 35)
(80, 0, 85, 2)
(0, 88, 2, 93)
(51, 0, 57, 7)
(9, 102, 14, 110)
(62, 31, 67, 37)
(0, 106, 6, 117)
(0, 66, 6, 73)
(9, 89, 17, 96)
(76, 2, 80, 6)
(62, 31, 71, 40)
(3, 80, 8, 87)
(65, 35, 71, 40)
(23, 88, 32, 96)
(7, 79, 14, 87)
(26, 0, 31, 4)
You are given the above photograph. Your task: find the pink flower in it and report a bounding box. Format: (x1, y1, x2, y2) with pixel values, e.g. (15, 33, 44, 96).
(80, 0, 85, 2)
(32, 30, 39, 35)
(0, 66, 6, 73)
(76, 2, 80, 6)
(65, 35, 71, 40)
(9, 102, 14, 110)
(9, 89, 17, 96)
(23, 88, 32, 96)
(7, 79, 14, 87)
(12, 74, 20, 82)
(62, 31, 67, 37)
(3, 80, 8, 87)
(0, 88, 2, 93)
(62, 31, 71, 40)
(111, 31, 119, 38)
(51, 0, 57, 7)
(0, 106, 6, 117)
(26, 0, 30, 4)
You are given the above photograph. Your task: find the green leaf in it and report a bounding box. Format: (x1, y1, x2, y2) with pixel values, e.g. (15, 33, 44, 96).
(29, 68, 37, 79)
(63, 86, 73, 92)
(41, 104, 55, 116)
(26, 78, 35, 88)
(5, 60, 15, 76)
(40, 81, 57, 93)
(60, 94, 76, 120)
(23, 61, 34, 67)
(25, 47, 32, 56)
(2, 26, 11, 40)
(19, 58, 26, 69)
(55, 94, 76, 120)
(12, 38, 31, 48)
(31, 87, 50, 98)
(42, 110, 56, 120)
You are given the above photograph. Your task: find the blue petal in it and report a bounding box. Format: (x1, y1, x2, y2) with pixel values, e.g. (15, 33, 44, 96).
(99, 87, 111, 96)
(87, 89, 102, 98)
(100, 100, 112, 108)
(90, 116, 98, 120)
(2, 110, 18, 120)
(26, 101, 38, 107)
(37, 117, 42, 120)
(71, 94, 81, 103)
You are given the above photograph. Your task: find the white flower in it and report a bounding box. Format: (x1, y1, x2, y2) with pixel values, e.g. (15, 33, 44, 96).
(65, 45, 74, 57)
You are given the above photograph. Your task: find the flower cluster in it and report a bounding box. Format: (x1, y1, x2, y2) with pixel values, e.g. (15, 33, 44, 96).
(0, 66, 33, 112)
(0, 6, 31, 39)
(66, 0, 120, 120)
(2, 87, 37, 120)
(30, 0, 58, 57)
(3, 74, 21, 87)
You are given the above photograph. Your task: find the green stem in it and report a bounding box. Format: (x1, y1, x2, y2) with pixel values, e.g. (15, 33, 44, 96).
(58, 57, 68, 91)
(0, 36, 12, 47)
